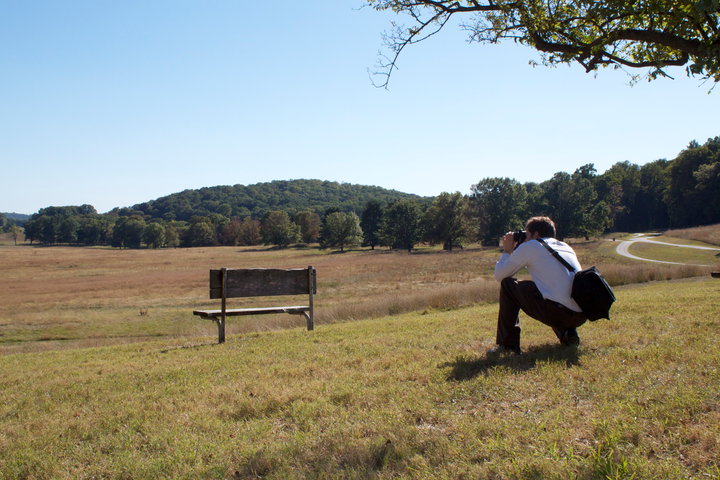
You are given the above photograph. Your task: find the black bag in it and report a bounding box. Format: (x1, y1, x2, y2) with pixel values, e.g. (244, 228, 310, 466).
(570, 266, 616, 320)
(537, 239, 616, 321)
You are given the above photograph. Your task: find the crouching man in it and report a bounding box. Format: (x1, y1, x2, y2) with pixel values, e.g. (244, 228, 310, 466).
(491, 216, 587, 355)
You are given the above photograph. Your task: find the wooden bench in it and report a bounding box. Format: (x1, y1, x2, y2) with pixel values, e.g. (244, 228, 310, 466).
(193, 266, 316, 343)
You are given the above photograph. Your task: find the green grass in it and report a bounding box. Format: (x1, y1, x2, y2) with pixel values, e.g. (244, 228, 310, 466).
(627, 242, 719, 265)
(2, 278, 719, 479)
(651, 235, 718, 247)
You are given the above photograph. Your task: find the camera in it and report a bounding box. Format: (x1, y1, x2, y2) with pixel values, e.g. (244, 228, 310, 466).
(513, 230, 527, 245)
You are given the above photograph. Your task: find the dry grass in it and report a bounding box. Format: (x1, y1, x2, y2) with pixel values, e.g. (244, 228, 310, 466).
(599, 263, 713, 285)
(665, 223, 720, 246)
(0, 244, 500, 354)
(1, 233, 716, 355)
(319, 280, 499, 322)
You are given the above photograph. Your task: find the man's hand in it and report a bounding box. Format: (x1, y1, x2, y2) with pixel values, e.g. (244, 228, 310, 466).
(502, 232, 515, 254)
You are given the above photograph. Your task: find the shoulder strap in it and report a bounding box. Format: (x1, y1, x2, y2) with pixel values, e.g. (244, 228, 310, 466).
(536, 238, 576, 273)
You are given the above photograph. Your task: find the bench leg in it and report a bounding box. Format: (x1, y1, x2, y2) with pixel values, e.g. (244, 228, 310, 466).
(217, 317, 225, 344)
(302, 311, 314, 331)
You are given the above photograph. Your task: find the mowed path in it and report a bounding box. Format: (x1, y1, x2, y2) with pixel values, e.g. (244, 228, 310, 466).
(615, 234, 720, 266)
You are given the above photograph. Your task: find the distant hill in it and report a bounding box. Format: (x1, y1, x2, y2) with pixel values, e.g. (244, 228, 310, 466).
(1, 212, 30, 225)
(129, 179, 430, 221)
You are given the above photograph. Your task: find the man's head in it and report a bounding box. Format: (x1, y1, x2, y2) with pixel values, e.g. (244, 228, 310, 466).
(525, 216, 556, 239)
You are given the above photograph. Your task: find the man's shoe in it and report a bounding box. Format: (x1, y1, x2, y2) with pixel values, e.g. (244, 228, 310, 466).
(561, 328, 580, 347)
(487, 345, 522, 356)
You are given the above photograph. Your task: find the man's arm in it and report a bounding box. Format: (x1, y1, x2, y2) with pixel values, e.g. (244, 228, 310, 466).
(500, 232, 515, 255)
(493, 233, 528, 281)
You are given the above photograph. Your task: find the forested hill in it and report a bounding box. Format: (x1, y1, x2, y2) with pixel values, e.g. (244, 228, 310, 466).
(127, 179, 429, 221)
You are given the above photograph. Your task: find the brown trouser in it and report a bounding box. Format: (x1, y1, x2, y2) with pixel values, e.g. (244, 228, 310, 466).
(497, 277, 587, 349)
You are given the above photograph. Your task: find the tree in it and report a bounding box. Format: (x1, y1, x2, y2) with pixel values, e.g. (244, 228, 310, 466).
(112, 217, 146, 249)
(143, 222, 166, 249)
(318, 207, 342, 248)
(219, 218, 243, 246)
(368, 0, 720, 87)
(568, 164, 606, 238)
(10, 225, 23, 245)
(424, 192, 469, 250)
(666, 137, 720, 227)
(57, 216, 79, 244)
(636, 160, 671, 229)
(183, 217, 217, 247)
(321, 212, 363, 252)
(238, 217, 262, 246)
(77, 215, 112, 245)
(295, 211, 321, 244)
(164, 224, 181, 248)
(22, 216, 41, 244)
(470, 178, 528, 245)
(588, 201, 612, 237)
(693, 160, 720, 223)
(539, 165, 608, 238)
(261, 211, 300, 247)
(596, 161, 638, 231)
(360, 199, 384, 249)
(381, 199, 424, 251)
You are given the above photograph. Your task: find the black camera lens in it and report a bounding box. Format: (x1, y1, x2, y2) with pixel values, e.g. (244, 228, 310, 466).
(513, 230, 527, 244)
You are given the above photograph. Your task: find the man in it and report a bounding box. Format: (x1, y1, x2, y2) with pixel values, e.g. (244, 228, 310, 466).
(491, 216, 587, 355)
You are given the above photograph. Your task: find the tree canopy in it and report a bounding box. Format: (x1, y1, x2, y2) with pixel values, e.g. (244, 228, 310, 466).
(471, 178, 527, 245)
(360, 200, 385, 249)
(368, 0, 720, 87)
(381, 199, 424, 251)
(321, 212, 363, 252)
(261, 211, 301, 248)
(130, 180, 427, 222)
(424, 192, 469, 250)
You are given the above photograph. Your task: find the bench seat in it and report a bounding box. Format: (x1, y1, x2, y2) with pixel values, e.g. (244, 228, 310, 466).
(193, 306, 310, 319)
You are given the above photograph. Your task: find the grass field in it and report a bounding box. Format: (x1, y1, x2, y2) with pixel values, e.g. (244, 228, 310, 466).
(0, 243, 501, 355)
(1, 237, 716, 355)
(1, 278, 719, 479)
(1, 235, 719, 479)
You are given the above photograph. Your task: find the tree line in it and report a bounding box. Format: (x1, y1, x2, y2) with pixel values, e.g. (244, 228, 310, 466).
(20, 201, 427, 251)
(21, 136, 720, 250)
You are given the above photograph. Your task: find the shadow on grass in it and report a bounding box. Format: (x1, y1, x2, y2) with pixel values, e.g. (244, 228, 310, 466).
(444, 344, 582, 381)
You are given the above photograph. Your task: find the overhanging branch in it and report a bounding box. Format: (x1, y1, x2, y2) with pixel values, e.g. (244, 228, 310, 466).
(369, 0, 720, 85)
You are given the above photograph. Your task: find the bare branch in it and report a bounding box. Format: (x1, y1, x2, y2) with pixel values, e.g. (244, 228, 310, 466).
(371, 10, 454, 88)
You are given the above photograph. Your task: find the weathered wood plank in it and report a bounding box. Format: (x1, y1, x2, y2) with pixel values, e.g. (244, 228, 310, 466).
(209, 268, 316, 299)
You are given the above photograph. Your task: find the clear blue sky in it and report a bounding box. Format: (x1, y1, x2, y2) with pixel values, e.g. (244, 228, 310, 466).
(2, 0, 719, 214)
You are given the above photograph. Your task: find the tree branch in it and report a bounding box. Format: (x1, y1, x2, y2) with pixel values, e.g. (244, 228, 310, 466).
(369, 0, 720, 85)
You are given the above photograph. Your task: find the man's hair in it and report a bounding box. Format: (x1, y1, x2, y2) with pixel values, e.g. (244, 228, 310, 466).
(525, 216, 556, 238)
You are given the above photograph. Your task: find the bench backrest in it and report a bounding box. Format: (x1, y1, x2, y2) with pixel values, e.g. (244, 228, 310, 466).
(209, 267, 317, 299)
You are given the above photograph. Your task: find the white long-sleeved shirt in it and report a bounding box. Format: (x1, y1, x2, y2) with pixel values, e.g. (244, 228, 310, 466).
(493, 237, 582, 312)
